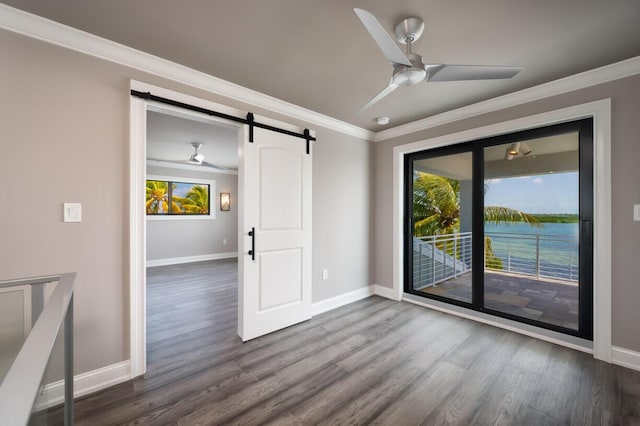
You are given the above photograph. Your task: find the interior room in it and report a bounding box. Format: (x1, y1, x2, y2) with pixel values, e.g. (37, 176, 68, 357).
(145, 109, 239, 375)
(1, 1, 639, 424)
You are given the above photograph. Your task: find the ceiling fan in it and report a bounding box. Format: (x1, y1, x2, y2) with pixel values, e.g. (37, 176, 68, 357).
(354, 8, 523, 113)
(150, 142, 232, 171)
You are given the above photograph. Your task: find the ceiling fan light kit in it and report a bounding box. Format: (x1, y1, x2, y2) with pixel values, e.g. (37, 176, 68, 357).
(504, 141, 533, 160)
(354, 8, 523, 113)
(187, 142, 204, 164)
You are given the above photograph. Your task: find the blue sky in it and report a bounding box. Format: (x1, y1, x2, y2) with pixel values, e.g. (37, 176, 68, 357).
(484, 172, 578, 214)
(173, 183, 195, 198)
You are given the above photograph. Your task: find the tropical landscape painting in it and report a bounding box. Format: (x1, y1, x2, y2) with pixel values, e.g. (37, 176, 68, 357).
(146, 179, 210, 215)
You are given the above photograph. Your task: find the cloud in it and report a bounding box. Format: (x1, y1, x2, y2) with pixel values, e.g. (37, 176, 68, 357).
(487, 179, 502, 184)
(533, 178, 543, 184)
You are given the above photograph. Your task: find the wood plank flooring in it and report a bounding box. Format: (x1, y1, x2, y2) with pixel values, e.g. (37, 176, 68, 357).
(41, 259, 640, 425)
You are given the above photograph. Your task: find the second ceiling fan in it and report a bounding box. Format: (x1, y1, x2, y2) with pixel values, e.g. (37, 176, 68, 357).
(354, 8, 523, 113)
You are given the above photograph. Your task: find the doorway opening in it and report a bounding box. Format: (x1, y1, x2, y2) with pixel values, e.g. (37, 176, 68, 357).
(404, 119, 593, 339)
(130, 82, 315, 377)
(144, 107, 240, 373)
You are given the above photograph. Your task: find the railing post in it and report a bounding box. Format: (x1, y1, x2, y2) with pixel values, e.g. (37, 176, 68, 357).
(507, 238, 511, 272)
(443, 240, 447, 280)
(432, 238, 436, 286)
(64, 294, 74, 426)
(535, 234, 541, 279)
(419, 241, 424, 288)
(569, 251, 573, 281)
(453, 236, 458, 278)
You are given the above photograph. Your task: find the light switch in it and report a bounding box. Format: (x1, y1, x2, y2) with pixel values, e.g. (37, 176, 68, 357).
(634, 204, 640, 222)
(322, 269, 329, 280)
(64, 203, 82, 223)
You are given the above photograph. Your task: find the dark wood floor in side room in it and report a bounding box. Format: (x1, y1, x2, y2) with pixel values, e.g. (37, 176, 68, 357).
(42, 259, 639, 425)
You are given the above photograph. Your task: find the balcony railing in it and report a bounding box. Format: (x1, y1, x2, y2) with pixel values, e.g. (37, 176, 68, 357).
(485, 231, 578, 282)
(0, 273, 75, 426)
(412, 231, 578, 290)
(413, 232, 472, 290)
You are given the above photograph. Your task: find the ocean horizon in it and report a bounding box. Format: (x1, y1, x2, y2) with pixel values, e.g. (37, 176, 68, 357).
(484, 222, 579, 281)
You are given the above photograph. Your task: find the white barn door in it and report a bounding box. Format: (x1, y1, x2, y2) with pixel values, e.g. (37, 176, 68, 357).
(239, 126, 312, 341)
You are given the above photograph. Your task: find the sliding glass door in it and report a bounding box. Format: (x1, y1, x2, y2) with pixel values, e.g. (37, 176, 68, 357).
(405, 119, 593, 339)
(406, 148, 474, 304)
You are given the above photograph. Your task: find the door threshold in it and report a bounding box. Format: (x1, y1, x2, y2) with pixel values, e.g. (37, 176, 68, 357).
(403, 293, 593, 353)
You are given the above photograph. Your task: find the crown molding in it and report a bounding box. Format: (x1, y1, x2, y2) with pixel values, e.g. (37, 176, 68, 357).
(373, 55, 640, 142)
(0, 4, 374, 141)
(3, 4, 638, 145)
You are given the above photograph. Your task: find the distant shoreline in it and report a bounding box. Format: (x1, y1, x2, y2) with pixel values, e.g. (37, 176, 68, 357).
(530, 214, 579, 223)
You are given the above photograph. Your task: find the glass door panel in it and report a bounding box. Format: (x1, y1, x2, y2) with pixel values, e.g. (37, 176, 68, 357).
(483, 133, 580, 330)
(409, 151, 473, 304)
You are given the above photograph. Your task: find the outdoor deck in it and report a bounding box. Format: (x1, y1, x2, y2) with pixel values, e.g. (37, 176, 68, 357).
(419, 271, 579, 330)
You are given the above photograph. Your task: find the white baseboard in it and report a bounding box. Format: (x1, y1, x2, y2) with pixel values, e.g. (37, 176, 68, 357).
(373, 284, 400, 301)
(34, 360, 131, 411)
(312, 286, 374, 316)
(612, 346, 640, 372)
(146, 252, 237, 267)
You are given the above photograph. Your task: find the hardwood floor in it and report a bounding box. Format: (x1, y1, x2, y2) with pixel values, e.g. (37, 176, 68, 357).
(43, 259, 639, 425)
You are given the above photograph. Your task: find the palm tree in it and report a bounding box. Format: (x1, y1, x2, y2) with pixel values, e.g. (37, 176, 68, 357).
(173, 185, 209, 214)
(146, 180, 181, 214)
(413, 174, 460, 237)
(413, 172, 541, 269)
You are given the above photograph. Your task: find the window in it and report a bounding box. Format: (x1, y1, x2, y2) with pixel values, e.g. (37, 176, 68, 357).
(146, 177, 213, 217)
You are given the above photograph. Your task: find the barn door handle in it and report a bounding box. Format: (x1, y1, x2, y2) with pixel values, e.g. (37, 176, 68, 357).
(248, 227, 255, 261)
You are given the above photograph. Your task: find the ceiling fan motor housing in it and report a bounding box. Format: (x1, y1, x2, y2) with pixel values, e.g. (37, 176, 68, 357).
(392, 53, 427, 86)
(394, 17, 425, 44)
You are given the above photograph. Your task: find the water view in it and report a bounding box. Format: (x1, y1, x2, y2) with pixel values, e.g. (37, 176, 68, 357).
(485, 222, 579, 281)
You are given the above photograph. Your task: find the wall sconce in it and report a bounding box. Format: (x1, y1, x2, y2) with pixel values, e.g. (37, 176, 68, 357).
(220, 193, 230, 211)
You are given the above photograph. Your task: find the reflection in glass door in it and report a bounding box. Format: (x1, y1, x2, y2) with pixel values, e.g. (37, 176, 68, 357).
(407, 149, 473, 304)
(483, 133, 584, 331)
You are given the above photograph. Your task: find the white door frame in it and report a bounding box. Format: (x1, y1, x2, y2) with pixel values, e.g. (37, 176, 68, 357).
(129, 80, 310, 378)
(392, 99, 612, 362)
(129, 81, 247, 377)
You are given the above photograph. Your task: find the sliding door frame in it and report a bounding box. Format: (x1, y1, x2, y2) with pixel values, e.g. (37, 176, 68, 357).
(392, 99, 611, 360)
(403, 142, 476, 310)
(403, 119, 593, 339)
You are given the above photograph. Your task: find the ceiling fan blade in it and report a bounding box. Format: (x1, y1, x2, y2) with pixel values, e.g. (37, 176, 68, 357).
(357, 82, 399, 115)
(148, 159, 188, 165)
(426, 65, 523, 82)
(202, 161, 233, 171)
(354, 9, 411, 66)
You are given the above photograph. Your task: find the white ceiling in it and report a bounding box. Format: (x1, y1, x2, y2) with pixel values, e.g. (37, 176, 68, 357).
(5, 1, 640, 131)
(146, 110, 238, 168)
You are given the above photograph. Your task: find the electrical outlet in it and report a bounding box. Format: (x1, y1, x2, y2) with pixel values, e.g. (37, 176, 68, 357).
(223, 239, 227, 245)
(322, 269, 329, 280)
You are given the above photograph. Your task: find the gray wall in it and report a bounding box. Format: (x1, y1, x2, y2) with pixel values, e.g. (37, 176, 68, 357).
(146, 166, 238, 261)
(373, 75, 640, 352)
(0, 29, 371, 375)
